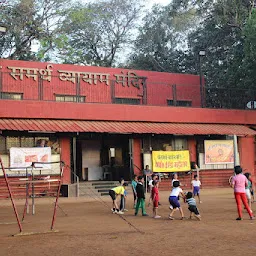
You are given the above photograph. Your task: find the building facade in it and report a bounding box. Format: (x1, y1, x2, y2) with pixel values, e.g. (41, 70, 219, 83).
(0, 59, 255, 193)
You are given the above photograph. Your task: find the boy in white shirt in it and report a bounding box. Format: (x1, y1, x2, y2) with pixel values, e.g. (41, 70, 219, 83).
(191, 175, 202, 203)
(168, 181, 186, 220)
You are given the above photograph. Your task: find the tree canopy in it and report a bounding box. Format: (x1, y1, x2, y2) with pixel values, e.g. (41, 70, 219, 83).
(1, 0, 256, 108)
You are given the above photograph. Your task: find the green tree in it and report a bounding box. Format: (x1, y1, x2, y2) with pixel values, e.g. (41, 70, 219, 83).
(56, 0, 144, 67)
(0, 0, 69, 60)
(126, 2, 203, 72)
(186, 0, 256, 108)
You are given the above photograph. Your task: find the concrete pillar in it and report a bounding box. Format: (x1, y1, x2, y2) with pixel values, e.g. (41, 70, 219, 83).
(60, 137, 71, 184)
(132, 138, 142, 176)
(188, 137, 197, 163)
(238, 136, 255, 178)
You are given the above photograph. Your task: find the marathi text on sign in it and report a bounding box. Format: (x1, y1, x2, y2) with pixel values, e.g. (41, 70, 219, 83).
(5, 64, 144, 89)
(152, 150, 190, 173)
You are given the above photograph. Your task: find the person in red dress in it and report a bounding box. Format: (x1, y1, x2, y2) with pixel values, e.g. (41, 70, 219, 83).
(151, 180, 161, 219)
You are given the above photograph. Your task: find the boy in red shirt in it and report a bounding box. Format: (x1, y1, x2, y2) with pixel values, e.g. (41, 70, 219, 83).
(151, 180, 161, 218)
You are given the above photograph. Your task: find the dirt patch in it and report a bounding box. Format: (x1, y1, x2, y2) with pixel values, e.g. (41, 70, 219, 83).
(0, 188, 255, 256)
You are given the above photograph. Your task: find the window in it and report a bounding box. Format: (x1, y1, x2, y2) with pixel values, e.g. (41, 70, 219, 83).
(55, 95, 85, 103)
(1, 92, 23, 100)
(167, 100, 192, 107)
(1, 136, 60, 154)
(115, 98, 140, 105)
(0, 136, 6, 153)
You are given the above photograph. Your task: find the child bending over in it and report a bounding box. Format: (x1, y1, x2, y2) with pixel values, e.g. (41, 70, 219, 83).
(109, 183, 128, 215)
(186, 191, 201, 221)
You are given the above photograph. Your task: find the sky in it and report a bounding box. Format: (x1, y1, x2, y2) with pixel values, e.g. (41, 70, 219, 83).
(80, 0, 170, 7)
(148, 0, 170, 6)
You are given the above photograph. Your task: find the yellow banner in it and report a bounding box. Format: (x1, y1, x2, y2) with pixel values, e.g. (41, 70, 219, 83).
(204, 140, 234, 164)
(152, 150, 190, 172)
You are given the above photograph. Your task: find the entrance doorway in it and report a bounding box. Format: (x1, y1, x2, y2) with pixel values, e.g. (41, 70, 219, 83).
(76, 134, 131, 181)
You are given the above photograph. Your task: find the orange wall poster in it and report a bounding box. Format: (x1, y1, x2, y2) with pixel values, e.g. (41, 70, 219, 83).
(152, 150, 190, 172)
(204, 140, 234, 164)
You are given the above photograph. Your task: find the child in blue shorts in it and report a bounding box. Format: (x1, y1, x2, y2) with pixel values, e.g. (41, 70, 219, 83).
(168, 181, 186, 220)
(191, 175, 202, 203)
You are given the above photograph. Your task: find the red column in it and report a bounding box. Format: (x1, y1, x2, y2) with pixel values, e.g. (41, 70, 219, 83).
(133, 138, 142, 176)
(60, 137, 71, 184)
(238, 136, 255, 178)
(188, 137, 197, 163)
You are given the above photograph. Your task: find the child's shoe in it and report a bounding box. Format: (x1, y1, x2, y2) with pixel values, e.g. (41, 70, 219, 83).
(154, 215, 161, 219)
(195, 214, 201, 221)
(142, 214, 149, 216)
(250, 216, 255, 220)
(236, 217, 242, 220)
(116, 211, 124, 215)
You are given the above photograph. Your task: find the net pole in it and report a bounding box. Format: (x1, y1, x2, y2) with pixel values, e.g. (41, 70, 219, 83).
(22, 182, 30, 221)
(0, 156, 23, 232)
(22, 168, 30, 221)
(31, 165, 35, 215)
(50, 164, 64, 230)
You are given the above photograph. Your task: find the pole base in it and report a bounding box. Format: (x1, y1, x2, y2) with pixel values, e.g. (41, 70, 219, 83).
(12, 230, 59, 237)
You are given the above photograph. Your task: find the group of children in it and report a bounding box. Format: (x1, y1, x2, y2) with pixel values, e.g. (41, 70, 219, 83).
(109, 172, 202, 220)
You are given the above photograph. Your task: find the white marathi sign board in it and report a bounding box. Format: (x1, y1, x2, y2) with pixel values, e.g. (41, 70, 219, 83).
(10, 147, 51, 169)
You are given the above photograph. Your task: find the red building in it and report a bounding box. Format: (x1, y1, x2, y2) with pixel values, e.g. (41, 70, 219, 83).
(0, 59, 255, 195)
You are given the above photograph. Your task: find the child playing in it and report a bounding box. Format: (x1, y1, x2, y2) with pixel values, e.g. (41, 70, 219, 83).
(168, 180, 186, 220)
(171, 173, 179, 187)
(135, 176, 148, 216)
(109, 182, 128, 215)
(231, 166, 254, 220)
(186, 191, 201, 221)
(148, 174, 158, 206)
(119, 178, 128, 212)
(131, 175, 138, 208)
(244, 173, 253, 212)
(151, 180, 161, 219)
(192, 175, 202, 203)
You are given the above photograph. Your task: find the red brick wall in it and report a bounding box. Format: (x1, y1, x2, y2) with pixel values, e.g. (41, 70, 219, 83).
(1, 100, 256, 125)
(0, 59, 201, 106)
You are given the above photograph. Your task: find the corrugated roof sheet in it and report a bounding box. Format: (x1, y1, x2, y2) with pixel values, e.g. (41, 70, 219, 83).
(0, 118, 255, 135)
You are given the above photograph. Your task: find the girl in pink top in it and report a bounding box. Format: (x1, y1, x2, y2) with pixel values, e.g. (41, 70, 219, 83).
(231, 166, 254, 220)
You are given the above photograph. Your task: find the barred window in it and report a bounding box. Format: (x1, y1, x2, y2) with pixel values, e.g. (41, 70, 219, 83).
(55, 95, 85, 103)
(115, 98, 140, 105)
(167, 100, 192, 107)
(1, 92, 23, 100)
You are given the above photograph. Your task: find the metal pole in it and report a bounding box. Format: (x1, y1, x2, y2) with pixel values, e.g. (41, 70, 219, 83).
(129, 138, 134, 181)
(0, 157, 23, 232)
(199, 56, 204, 108)
(51, 165, 64, 230)
(72, 137, 77, 183)
(76, 175, 79, 197)
(31, 166, 35, 215)
(233, 135, 240, 167)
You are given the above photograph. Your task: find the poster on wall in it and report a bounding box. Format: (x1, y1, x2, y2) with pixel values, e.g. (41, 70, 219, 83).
(204, 140, 234, 164)
(152, 150, 190, 172)
(10, 147, 51, 169)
